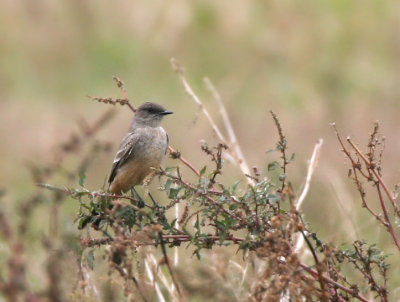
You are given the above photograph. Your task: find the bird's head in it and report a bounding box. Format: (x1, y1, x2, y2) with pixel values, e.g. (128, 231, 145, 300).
(133, 102, 173, 127)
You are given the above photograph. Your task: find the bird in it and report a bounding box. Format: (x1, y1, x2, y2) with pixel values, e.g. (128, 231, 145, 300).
(108, 102, 173, 195)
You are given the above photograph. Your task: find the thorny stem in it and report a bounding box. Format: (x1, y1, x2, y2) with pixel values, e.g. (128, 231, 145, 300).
(376, 183, 400, 251)
(270, 111, 288, 193)
(332, 124, 400, 251)
(352, 243, 387, 301)
(300, 264, 369, 302)
(373, 170, 399, 212)
(352, 167, 386, 225)
(346, 137, 400, 251)
(300, 230, 328, 301)
(172, 176, 232, 217)
(37, 184, 142, 205)
(346, 138, 371, 168)
(80, 234, 244, 248)
(80, 232, 371, 302)
(347, 137, 398, 210)
(161, 171, 253, 226)
(163, 234, 243, 243)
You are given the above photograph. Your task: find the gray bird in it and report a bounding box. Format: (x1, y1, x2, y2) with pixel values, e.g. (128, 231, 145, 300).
(108, 102, 173, 194)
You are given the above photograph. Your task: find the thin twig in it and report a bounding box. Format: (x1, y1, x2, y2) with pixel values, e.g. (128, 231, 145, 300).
(37, 184, 141, 204)
(346, 137, 372, 169)
(333, 125, 385, 223)
(80, 234, 245, 248)
(145, 253, 178, 302)
(294, 139, 323, 253)
(270, 111, 289, 192)
(376, 183, 400, 250)
(300, 263, 369, 302)
(299, 230, 328, 301)
(346, 137, 400, 251)
(115, 266, 148, 302)
(168, 146, 200, 177)
(332, 124, 400, 251)
(171, 58, 227, 142)
(174, 204, 179, 267)
(158, 232, 182, 298)
(79, 263, 100, 299)
(171, 58, 254, 185)
(204, 77, 254, 185)
(112, 76, 131, 103)
(295, 139, 323, 211)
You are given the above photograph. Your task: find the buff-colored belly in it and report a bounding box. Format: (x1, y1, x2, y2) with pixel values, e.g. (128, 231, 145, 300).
(109, 158, 159, 194)
(109, 127, 167, 194)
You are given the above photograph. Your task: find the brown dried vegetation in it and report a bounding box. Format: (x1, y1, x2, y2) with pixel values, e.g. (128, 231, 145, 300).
(0, 65, 397, 302)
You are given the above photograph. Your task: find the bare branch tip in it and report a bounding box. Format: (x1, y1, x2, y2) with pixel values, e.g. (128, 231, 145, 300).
(170, 58, 184, 75)
(203, 77, 212, 87)
(112, 75, 124, 88)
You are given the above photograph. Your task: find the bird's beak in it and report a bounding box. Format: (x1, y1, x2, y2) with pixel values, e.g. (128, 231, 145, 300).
(161, 110, 173, 115)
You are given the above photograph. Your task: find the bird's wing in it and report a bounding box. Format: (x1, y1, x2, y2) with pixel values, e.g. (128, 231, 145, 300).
(108, 131, 141, 184)
(165, 132, 169, 154)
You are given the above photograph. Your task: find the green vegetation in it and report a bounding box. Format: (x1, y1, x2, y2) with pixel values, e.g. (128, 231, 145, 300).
(1, 1, 400, 301)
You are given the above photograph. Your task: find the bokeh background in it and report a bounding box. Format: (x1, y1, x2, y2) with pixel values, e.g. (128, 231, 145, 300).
(1, 0, 400, 299)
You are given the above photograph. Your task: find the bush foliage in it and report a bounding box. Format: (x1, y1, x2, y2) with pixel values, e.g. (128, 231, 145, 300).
(0, 69, 398, 302)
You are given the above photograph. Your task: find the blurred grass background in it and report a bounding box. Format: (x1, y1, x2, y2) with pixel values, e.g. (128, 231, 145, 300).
(1, 0, 400, 299)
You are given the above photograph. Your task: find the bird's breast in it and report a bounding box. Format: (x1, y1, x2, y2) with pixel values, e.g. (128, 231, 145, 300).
(135, 126, 168, 165)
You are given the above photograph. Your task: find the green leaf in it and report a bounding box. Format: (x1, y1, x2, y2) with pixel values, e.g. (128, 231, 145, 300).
(267, 161, 280, 171)
(182, 226, 194, 240)
(78, 215, 92, 230)
(195, 248, 201, 260)
(78, 169, 86, 187)
(87, 249, 95, 270)
(200, 166, 207, 176)
(168, 187, 181, 199)
(97, 218, 108, 230)
(229, 203, 239, 210)
(164, 179, 172, 191)
(369, 254, 381, 263)
(194, 215, 201, 234)
(266, 194, 280, 202)
(215, 220, 225, 231)
(219, 231, 227, 244)
(232, 180, 241, 193)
